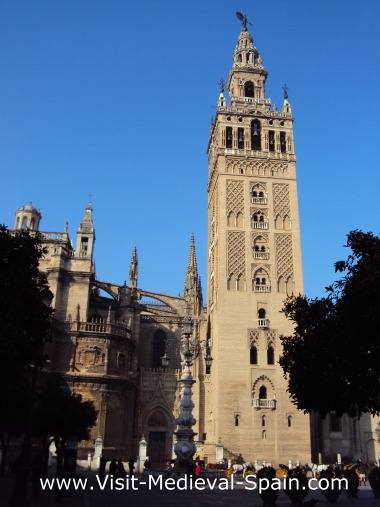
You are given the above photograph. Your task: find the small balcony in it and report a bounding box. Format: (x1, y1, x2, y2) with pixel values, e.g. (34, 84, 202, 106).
(67, 320, 132, 340)
(252, 221, 269, 230)
(253, 251, 269, 260)
(254, 285, 271, 293)
(253, 398, 276, 409)
(257, 318, 270, 328)
(251, 197, 268, 205)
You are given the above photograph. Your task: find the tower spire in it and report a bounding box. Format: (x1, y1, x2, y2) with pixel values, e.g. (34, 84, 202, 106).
(129, 247, 138, 289)
(184, 234, 202, 316)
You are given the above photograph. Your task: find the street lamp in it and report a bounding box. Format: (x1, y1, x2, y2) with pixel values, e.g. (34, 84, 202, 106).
(173, 313, 197, 474)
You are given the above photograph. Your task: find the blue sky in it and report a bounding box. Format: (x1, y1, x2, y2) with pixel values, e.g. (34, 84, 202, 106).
(1, 1, 379, 298)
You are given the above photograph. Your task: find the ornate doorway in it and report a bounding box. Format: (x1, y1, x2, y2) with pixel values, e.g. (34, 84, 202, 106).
(146, 410, 170, 468)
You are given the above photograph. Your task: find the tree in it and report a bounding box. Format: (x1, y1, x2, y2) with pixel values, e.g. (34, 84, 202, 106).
(0, 225, 53, 476)
(279, 230, 380, 418)
(32, 375, 97, 474)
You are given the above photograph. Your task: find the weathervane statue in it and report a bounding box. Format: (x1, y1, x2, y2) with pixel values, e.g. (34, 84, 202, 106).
(236, 11, 250, 31)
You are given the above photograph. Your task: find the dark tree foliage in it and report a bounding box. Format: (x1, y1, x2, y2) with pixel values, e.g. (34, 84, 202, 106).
(0, 225, 52, 373)
(0, 225, 53, 474)
(280, 230, 380, 417)
(32, 376, 97, 465)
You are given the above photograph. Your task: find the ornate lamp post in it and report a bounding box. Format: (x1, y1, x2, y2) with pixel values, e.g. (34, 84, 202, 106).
(173, 313, 197, 473)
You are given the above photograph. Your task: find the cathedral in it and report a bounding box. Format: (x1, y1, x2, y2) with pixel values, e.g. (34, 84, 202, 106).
(11, 19, 380, 467)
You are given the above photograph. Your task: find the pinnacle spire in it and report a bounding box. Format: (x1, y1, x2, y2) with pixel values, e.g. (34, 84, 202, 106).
(129, 247, 138, 289)
(184, 234, 202, 316)
(78, 202, 94, 233)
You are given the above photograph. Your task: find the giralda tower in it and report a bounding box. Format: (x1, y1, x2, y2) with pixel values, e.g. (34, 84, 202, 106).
(204, 18, 311, 464)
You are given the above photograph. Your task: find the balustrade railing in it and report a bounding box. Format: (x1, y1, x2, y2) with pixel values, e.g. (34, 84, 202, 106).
(253, 399, 276, 409)
(257, 319, 270, 328)
(253, 251, 269, 260)
(252, 222, 269, 230)
(251, 197, 268, 204)
(68, 320, 131, 338)
(254, 285, 271, 293)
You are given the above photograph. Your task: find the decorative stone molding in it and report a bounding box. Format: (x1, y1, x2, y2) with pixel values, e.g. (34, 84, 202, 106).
(273, 183, 290, 219)
(226, 179, 244, 215)
(275, 233, 294, 285)
(227, 231, 246, 277)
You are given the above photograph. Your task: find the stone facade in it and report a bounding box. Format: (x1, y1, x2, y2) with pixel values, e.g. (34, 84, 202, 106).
(9, 22, 380, 467)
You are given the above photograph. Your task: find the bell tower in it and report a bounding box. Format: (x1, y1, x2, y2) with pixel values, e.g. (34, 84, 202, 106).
(204, 16, 311, 464)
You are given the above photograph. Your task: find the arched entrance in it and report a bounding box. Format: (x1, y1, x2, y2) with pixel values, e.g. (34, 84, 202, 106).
(146, 410, 170, 468)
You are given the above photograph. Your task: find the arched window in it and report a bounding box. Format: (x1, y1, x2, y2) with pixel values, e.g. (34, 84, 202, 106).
(250, 346, 258, 365)
(30, 218, 35, 230)
(280, 131, 287, 153)
(244, 81, 254, 97)
(258, 308, 266, 319)
(251, 120, 261, 150)
(268, 130, 275, 152)
(237, 127, 244, 149)
(262, 415, 266, 427)
(234, 414, 240, 427)
(287, 415, 293, 428)
(226, 127, 233, 148)
(152, 329, 166, 368)
(21, 216, 28, 229)
(262, 430, 267, 440)
(267, 346, 275, 365)
(259, 385, 267, 399)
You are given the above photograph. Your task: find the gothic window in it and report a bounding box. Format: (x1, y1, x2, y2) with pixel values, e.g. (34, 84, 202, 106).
(250, 345, 258, 365)
(234, 414, 240, 427)
(269, 130, 275, 152)
(329, 413, 342, 432)
(237, 127, 244, 149)
(267, 346, 275, 365)
(152, 329, 166, 368)
(251, 120, 261, 150)
(259, 385, 267, 399)
(280, 131, 287, 153)
(258, 308, 266, 320)
(21, 216, 28, 229)
(244, 81, 254, 97)
(287, 415, 293, 428)
(262, 415, 266, 427)
(226, 127, 233, 148)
